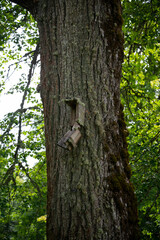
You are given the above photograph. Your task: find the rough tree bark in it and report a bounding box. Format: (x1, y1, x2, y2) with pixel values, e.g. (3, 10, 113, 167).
(10, 0, 139, 239)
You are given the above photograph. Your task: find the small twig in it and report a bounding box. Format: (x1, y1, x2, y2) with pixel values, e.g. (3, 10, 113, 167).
(0, 106, 41, 140)
(6, 50, 36, 81)
(18, 161, 42, 196)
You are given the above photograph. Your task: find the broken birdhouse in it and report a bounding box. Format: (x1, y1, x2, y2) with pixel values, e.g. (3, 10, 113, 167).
(58, 128, 82, 150)
(58, 98, 85, 150)
(68, 128, 81, 148)
(58, 129, 75, 150)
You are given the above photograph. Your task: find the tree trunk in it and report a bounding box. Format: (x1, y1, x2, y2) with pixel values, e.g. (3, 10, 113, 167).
(11, 0, 140, 239)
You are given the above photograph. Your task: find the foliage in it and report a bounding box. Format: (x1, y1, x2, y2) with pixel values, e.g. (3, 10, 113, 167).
(122, 0, 160, 239)
(0, 1, 46, 239)
(0, 0, 159, 239)
(0, 161, 47, 240)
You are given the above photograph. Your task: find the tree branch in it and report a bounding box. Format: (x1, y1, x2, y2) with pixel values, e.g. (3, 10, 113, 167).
(0, 106, 41, 140)
(9, 0, 38, 16)
(2, 43, 40, 187)
(144, 190, 160, 217)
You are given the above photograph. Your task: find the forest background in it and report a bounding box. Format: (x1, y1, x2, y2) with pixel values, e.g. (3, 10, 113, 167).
(0, 0, 159, 239)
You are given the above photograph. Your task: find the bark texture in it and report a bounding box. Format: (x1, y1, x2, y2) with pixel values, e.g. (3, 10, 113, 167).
(11, 0, 140, 239)
(37, 0, 139, 239)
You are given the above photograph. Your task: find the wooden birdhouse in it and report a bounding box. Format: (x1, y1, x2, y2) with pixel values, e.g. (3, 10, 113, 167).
(58, 98, 85, 150)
